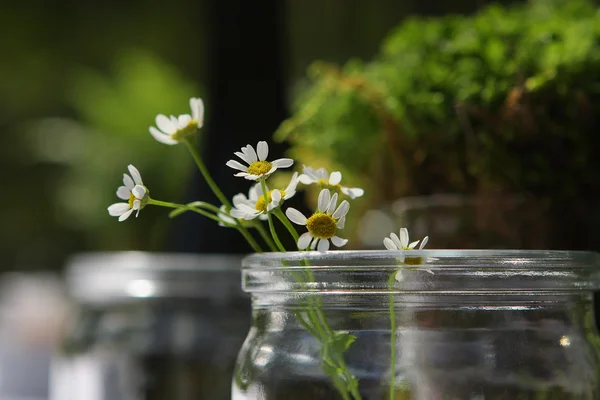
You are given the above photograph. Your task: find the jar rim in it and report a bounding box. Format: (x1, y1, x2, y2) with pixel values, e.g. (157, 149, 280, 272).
(67, 252, 244, 303)
(242, 250, 600, 294)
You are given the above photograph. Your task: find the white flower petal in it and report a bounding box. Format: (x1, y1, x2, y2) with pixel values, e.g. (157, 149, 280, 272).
(108, 203, 130, 216)
(298, 174, 315, 185)
(408, 240, 420, 249)
(178, 114, 192, 127)
(399, 228, 409, 248)
(317, 239, 330, 252)
(271, 158, 294, 168)
(420, 236, 429, 249)
(132, 199, 141, 210)
(118, 208, 134, 222)
(332, 200, 350, 220)
(190, 97, 204, 126)
(155, 114, 176, 134)
(317, 189, 331, 212)
(336, 216, 346, 229)
(132, 185, 146, 199)
(286, 208, 307, 225)
(330, 236, 347, 247)
(271, 190, 282, 203)
(297, 232, 313, 249)
(243, 174, 260, 181)
(326, 193, 338, 215)
(234, 151, 251, 164)
(341, 187, 364, 199)
(234, 172, 251, 178)
(257, 141, 269, 161)
(232, 193, 248, 206)
(226, 160, 248, 172)
(329, 171, 342, 185)
(116, 186, 130, 200)
(128, 165, 143, 185)
(122, 174, 134, 190)
(149, 126, 178, 145)
(390, 233, 402, 249)
(384, 237, 398, 250)
(310, 238, 318, 250)
(316, 168, 328, 180)
(243, 145, 258, 163)
(285, 172, 299, 194)
(303, 166, 319, 179)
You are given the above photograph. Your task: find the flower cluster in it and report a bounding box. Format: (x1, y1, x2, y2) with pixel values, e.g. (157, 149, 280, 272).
(107, 96, 432, 261)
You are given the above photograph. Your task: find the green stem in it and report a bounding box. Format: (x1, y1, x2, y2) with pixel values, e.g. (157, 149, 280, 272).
(254, 221, 278, 252)
(148, 198, 222, 224)
(183, 137, 230, 208)
(388, 272, 397, 400)
(259, 179, 286, 252)
(273, 208, 300, 243)
(149, 198, 263, 253)
(182, 137, 262, 253)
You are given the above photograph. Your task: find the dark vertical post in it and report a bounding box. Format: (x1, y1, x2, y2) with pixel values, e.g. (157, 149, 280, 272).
(169, 0, 287, 253)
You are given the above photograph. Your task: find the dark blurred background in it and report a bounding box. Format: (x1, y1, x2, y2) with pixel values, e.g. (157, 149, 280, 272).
(3, 0, 600, 272)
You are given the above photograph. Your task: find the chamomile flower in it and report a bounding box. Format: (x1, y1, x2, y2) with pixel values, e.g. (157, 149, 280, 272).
(226, 141, 293, 181)
(299, 166, 364, 199)
(230, 172, 299, 220)
(286, 188, 349, 252)
(107, 165, 149, 222)
(149, 97, 204, 145)
(383, 228, 431, 281)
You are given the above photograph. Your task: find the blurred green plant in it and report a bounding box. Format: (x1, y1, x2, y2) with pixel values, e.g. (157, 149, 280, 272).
(28, 49, 201, 250)
(277, 0, 600, 209)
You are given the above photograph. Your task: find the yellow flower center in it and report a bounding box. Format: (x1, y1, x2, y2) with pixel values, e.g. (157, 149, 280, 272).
(171, 123, 198, 142)
(306, 212, 336, 239)
(404, 256, 424, 265)
(255, 190, 285, 212)
(247, 161, 273, 176)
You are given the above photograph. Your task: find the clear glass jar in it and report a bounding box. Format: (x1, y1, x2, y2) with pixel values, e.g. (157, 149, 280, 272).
(51, 252, 249, 400)
(233, 250, 600, 399)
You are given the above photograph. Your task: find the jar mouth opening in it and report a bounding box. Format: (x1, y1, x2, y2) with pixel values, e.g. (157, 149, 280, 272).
(242, 250, 600, 294)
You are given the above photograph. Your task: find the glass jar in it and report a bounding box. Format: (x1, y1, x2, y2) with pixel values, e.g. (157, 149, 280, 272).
(233, 250, 600, 399)
(51, 252, 249, 400)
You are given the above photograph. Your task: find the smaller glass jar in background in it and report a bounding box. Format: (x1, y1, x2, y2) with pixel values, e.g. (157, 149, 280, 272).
(51, 252, 249, 400)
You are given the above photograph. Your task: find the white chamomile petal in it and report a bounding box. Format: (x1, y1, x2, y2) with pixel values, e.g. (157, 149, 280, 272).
(420, 236, 429, 249)
(298, 232, 313, 250)
(399, 228, 409, 248)
(310, 238, 319, 250)
(257, 141, 269, 161)
(272, 158, 294, 168)
(341, 187, 364, 199)
(118, 209, 134, 222)
(329, 171, 342, 185)
(286, 208, 307, 225)
(234, 151, 251, 164)
(226, 160, 248, 172)
(116, 186, 130, 200)
(395, 270, 404, 283)
(128, 165, 143, 185)
(390, 233, 402, 249)
(149, 126, 178, 145)
(336, 216, 346, 229)
(298, 174, 315, 185)
(271, 190, 282, 203)
(330, 236, 347, 247)
(108, 203, 130, 216)
(123, 174, 134, 190)
(132, 199, 141, 211)
(326, 193, 339, 215)
(178, 114, 192, 127)
(383, 237, 398, 250)
(243, 145, 258, 163)
(155, 114, 176, 134)
(190, 97, 204, 125)
(317, 239, 330, 252)
(408, 240, 420, 249)
(317, 189, 331, 212)
(131, 185, 146, 199)
(332, 200, 350, 220)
